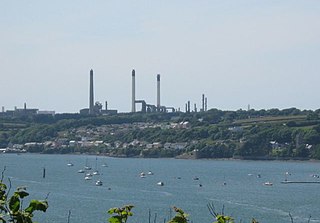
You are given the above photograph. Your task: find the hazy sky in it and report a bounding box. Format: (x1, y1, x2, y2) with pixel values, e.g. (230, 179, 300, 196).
(1, 1, 320, 113)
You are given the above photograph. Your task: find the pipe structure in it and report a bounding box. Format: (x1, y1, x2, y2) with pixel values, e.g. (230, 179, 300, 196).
(105, 101, 108, 111)
(89, 69, 94, 114)
(157, 74, 160, 111)
(132, 69, 136, 112)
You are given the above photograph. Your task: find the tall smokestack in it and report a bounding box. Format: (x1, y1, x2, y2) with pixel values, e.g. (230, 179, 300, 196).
(131, 69, 136, 112)
(105, 101, 108, 111)
(89, 69, 94, 114)
(202, 94, 205, 112)
(205, 97, 208, 111)
(157, 74, 160, 110)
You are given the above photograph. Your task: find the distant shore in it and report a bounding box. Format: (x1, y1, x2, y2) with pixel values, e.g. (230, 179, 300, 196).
(2, 151, 319, 162)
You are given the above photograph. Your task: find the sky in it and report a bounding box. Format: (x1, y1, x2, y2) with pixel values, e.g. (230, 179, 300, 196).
(1, 1, 320, 113)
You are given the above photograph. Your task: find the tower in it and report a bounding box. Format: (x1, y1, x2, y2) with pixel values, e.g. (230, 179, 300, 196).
(132, 69, 136, 113)
(157, 74, 160, 111)
(89, 69, 94, 115)
(202, 94, 205, 112)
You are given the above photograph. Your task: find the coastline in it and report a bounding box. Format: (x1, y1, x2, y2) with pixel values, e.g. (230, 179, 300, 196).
(2, 151, 320, 162)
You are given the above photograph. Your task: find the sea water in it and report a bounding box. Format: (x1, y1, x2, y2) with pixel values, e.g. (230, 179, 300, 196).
(0, 153, 319, 223)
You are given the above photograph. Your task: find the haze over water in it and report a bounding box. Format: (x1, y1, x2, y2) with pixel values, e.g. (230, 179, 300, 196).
(1, 154, 320, 223)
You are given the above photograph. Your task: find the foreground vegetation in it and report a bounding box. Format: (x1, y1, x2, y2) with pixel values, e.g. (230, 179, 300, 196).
(0, 168, 48, 222)
(1, 108, 320, 160)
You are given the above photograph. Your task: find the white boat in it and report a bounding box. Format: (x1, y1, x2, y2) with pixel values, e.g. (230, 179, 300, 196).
(67, 163, 74, 167)
(78, 169, 85, 173)
(95, 180, 103, 186)
(92, 157, 100, 175)
(157, 181, 164, 186)
(86, 173, 93, 177)
(264, 182, 273, 186)
(84, 176, 92, 180)
(84, 158, 92, 170)
(101, 163, 108, 167)
(147, 171, 154, 175)
(140, 172, 146, 178)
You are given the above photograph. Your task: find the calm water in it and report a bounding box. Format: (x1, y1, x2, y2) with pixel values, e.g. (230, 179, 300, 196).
(0, 154, 320, 223)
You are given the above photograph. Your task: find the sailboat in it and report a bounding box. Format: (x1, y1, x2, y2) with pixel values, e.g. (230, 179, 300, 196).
(84, 158, 92, 170)
(92, 157, 100, 175)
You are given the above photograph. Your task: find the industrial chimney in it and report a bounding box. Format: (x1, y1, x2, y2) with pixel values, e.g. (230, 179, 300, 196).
(205, 97, 208, 111)
(157, 74, 160, 111)
(202, 94, 205, 112)
(89, 69, 94, 114)
(131, 69, 136, 113)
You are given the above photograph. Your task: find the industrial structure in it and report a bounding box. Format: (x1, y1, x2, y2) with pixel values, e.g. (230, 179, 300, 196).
(0, 103, 55, 117)
(80, 69, 117, 115)
(1, 68, 211, 116)
(131, 69, 175, 113)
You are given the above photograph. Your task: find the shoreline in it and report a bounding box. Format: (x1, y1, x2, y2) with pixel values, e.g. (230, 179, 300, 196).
(2, 151, 320, 163)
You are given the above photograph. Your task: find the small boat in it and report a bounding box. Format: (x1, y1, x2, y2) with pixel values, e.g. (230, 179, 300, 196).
(84, 158, 92, 170)
(140, 172, 146, 178)
(93, 157, 100, 175)
(67, 163, 74, 167)
(147, 171, 154, 175)
(84, 176, 92, 180)
(86, 173, 93, 177)
(95, 180, 103, 186)
(101, 163, 108, 167)
(257, 174, 261, 178)
(93, 171, 100, 175)
(264, 182, 273, 186)
(157, 181, 164, 186)
(78, 169, 85, 173)
(193, 177, 199, 181)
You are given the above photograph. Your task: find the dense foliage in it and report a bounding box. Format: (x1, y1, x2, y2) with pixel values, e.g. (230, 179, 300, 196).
(1, 108, 320, 159)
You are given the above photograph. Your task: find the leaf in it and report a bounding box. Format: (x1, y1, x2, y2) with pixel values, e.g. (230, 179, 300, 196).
(25, 200, 48, 214)
(108, 216, 122, 223)
(8, 194, 20, 213)
(108, 208, 118, 214)
(168, 216, 188, 223)
(15, 190, 29, 199)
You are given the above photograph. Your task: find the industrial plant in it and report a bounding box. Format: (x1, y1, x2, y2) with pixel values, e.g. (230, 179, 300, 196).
(80, 68, 207, 115)
(79, 69, 118, 115)
(0, 103, 55, 118)
(1, 68, 209, 117)
(131, 69, 175, 113)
